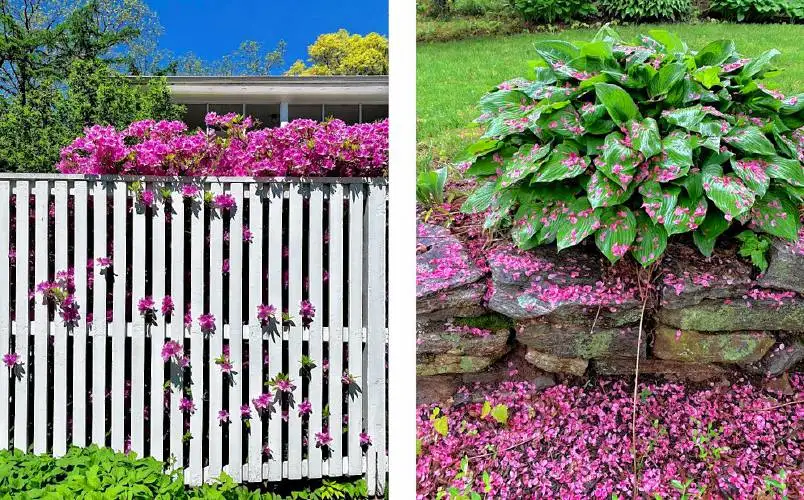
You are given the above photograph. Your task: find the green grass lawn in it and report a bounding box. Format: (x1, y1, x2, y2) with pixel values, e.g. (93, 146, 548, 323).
(417, 23, 804, 170)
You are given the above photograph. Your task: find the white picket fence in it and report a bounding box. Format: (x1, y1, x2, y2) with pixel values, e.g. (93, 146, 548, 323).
(0, 174, 387, 494)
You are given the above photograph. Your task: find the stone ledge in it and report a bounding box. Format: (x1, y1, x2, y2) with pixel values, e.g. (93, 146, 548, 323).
(592, 359, 728, 383)
(516, 318, 645, 359)
(757, 231, 804, 295)
(653, 325, 775, 364)
(657, 296, 804, 332)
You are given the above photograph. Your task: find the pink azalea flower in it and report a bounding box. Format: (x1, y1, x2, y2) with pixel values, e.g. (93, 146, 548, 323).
(179, 397, 195, 414)
(3, 352, 21, 368)
(161, 295, 174, 316)
(217, 409, 230, 423)
(198, 313, 216, 334)
(298, 399, 312, 417)
(315, 430, 333, 448)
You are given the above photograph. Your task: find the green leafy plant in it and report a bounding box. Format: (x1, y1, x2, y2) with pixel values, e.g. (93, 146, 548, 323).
(435, 456, 491, 500)
(736, 230, 772, 271)
(509, 0, 597, 23)
(417, 166, 449, 207)
(596, 0, 691, 21)
(709, 0, 803, 22)
(460, 27, 803, 266)
(0, 446, 369, 498)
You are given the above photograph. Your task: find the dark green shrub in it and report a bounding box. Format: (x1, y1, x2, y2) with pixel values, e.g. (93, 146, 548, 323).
(709, 0, 803, 22)
(509, 0, 597, 23)
(459, 27, 803, 266)
(596, 0, 692, 21)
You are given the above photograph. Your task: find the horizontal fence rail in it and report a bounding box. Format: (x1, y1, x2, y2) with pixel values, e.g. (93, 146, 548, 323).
(0, 175, 388, 494)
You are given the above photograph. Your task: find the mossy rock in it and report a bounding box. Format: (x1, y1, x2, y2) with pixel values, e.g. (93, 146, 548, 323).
(653, 325, 775, 364)
(657, 297, 804, 332)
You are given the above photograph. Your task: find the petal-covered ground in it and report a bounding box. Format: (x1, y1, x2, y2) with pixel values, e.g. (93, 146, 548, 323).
(417, 375, 803, 498)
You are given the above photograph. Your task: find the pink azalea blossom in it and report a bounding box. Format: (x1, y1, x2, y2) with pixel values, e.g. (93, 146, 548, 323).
(3, 352, 21, 368)
(315, 429, 333, 448)
(198, 313, 216, 334)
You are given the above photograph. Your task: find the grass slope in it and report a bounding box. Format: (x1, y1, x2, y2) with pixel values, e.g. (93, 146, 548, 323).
(417, 23, 804, 170)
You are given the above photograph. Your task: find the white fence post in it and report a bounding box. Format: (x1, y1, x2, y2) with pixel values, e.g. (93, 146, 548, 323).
(33, 180, 49, 455)
(53, 180, 69, 457)
(13, 181, 30, 452)
(328, 184, 344, 476)
(73, 181, 89, 448)
(0, 181, 10, 450)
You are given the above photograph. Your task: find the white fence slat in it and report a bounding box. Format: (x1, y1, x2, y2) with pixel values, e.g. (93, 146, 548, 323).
(0, 181, 10, 450)
(53, 181, 68, 457)
(33, 180, 49, 455)
(287, 183, 303, 480)
(72, 182, 88, 447)
(111, 181, 127, 452)
(131, 195, 146, 456)
(247, 183, 263, 482)
(307, 186, 324, 477)
(150, 184, 166, 461)
(188, 188, 205, 486)
(365, 184, 387, 496)
(266, 184, 284, 481)
(91, 182, 107, 447)
(208, 183, 224, 479)
(169, 191, 185, 468)
(347, 185, 364, 476)
(328, 184, 345, 476)
(228, 183, 244, 482)
(12, 181, 30, 452)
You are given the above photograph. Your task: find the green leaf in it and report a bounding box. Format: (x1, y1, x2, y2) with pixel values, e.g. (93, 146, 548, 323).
(740, 49, 780, 80)
(652, 130, 693, 182)
(595, 207, 637, 264)
(433, 416, 449, 437)
(736, 230, 771, 272)
(661, 105, 705, 130)
(556, 198, 600, 251)
(647, 30, 686, 54)
(481, 401, 492, 418)
(490, 404, 509, 425)
(631, 212, 668, 267)
(457, 138, 503, 163)
(694, 40, 735, 67)
(586, 170, 634, 208)
(531, 143, 588, 183)
(664, 195, 708, 236)
(693, 210, 731, 256)
(595, 83, 641, 125)
(639, 181, 680, 225)
(533, 40, 580, 69)
(723, 126, 776, 156)
(627, 118, 662, 159)
(703, 171, 756, 219)
(730, 158, 770, 197)
(511, 209, 543, 250)
(766, 156, 804, 187)
(499, 143, 551, 187)
(750, 190, 800, 240)
(648, 63, 687, 98)
(460, 181, 496, 214)
(599, 131, 638, 188)
(693, 66, 721, 89)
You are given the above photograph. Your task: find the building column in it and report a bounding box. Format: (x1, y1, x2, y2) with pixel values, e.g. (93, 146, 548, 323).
(280, 102, 289, 127)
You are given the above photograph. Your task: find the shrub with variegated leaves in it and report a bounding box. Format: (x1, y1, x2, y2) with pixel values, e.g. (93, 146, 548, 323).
(459, 26, 803, 266)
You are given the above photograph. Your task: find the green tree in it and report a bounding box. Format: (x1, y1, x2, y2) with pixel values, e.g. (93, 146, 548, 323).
(174, 40, 286, 76)
(286, 29, 388, 76)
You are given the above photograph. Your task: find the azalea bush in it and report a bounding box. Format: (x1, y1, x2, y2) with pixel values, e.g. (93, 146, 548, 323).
(57, 113, 388, 177)
(459, 27, 803, 265)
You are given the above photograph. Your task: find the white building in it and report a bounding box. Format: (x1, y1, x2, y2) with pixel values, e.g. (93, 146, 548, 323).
(163, 75, 388, 129)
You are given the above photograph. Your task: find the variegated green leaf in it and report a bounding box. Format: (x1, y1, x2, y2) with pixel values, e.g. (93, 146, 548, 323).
(723, 126, 776, 156)
(627, 118, 662, 159)
(498, 143, 551, 187)
(531, 143, 589, 183)
(730, 158, 770, 197)
(664, 196, 708, 236)
(750, 190, 800, 240)
(586, 170, 634, 209)
(461, 180, 496, 214)
(695, 40, 736, 67)
(639, 181, 680, 225)
(595, 207, 637, 264)
(556, 198, 601, 251)
(766, 156, 804, 187)
(631, 211, 668, 267)
(648, 63, 687, 98)
(661, 105, 706, 130)
(598, 131, 638, 188)
(702, 171, 756, 219)
(651, 131, 693, 182)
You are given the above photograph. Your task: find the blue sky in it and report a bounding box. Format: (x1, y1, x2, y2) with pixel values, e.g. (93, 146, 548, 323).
(145, 0, 389, 73)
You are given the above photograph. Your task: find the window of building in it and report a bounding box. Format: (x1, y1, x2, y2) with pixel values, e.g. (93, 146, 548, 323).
(288, 104, 323, 121)
(324, 104, 360, 124)
(245, 103, 281, 128)
(183, 104, 208, 130)
(361, 104, 388, 123)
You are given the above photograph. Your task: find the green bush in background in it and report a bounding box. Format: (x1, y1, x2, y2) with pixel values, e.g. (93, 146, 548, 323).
(708, 0, 803, 22)
(597, 0, 692, 21)
(509, 0, 598, 23)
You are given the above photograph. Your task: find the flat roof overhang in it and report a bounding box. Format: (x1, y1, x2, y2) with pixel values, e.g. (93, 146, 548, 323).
(135, 75, 389, 105)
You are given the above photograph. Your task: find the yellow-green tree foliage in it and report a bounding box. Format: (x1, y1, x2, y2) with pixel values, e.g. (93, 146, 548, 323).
(286, 29, 388, 76)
